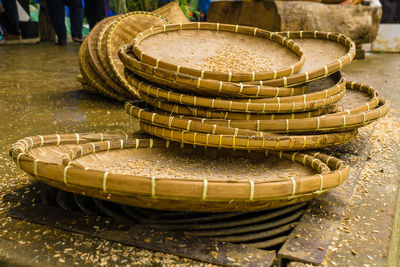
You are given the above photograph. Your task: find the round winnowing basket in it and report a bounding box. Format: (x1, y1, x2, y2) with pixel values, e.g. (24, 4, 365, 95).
(78, 38, 126, 102)
(126, 71, 346, 114)
(104, 12, 170, 98)
(132, 22, 306, 82)
(120, 45, 309, 98)
(120, 30, 355, 98)
(138, 121, 357, 151)
(10, 133, 349, 212)
(126, 81, 388, 134)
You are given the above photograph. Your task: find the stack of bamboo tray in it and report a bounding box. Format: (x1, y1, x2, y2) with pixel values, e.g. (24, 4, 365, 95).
(118, 23, 389, 151)
(77, 3, 189, 101)
(10, 13, 389, 212)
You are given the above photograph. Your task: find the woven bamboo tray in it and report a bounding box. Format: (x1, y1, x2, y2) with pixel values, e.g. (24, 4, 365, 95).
(78, 38, 126, 102)
(129, 71, 342, 105)
(140, 121, 357, 151)
(126, 81, 387, 135)
(132, 22, 305, 82)
(138, 87, 345, 114)
(104, 12, 170, 98)
(120, 30, 355, 97)
(120, 45, 309, 98)
(124, 102, 358, 150)
(126, 71, 346, 113)
(9, 133, 349, 211)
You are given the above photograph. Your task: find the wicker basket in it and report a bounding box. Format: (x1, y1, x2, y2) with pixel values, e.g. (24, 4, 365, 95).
(126, 81, 388, 134)
(9, 133, 349, 212)
(133, 94, 333, 120)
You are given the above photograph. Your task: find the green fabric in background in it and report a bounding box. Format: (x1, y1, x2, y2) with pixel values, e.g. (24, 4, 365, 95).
(29, 4, 39, 22)
(65, 17, 90, 37)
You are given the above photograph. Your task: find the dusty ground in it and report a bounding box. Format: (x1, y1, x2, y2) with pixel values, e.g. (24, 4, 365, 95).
(0, 42, 399, 266)
(324, 55, 400, 267)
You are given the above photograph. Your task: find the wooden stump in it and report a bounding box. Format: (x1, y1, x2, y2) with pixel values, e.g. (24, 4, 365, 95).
(206, 0, 382, 44)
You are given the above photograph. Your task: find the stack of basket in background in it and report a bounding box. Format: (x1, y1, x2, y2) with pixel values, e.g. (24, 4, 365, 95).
(77, 2, 188, 102)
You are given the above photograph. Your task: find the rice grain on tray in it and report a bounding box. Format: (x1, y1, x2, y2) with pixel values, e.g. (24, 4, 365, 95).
(200, 45, 275, 73)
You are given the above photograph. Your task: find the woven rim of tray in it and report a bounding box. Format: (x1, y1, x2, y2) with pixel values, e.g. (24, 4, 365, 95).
(120, 45, 309, 98)
(126, 81, 386, 134)
(78, 39, 125, 102)
(105, 12, 170, 99)
(250, 31, 356, 87)
(134, 96, 332, 120)
(132, 22, 306, 82)
(128, 71, 342, 106)
(140, 121, 357, 150)
(9, 133, 348, 204)
(126, 72, 345, 113)
(138, 87, 345, 114)
(189, 82, 385, 133)
(125, 102, 358, 150)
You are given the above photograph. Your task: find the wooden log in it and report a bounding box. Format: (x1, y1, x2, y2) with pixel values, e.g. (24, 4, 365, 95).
(206, 0, 382, 44)
(275, 1, 382, 44)
(206, 0, 282, 31)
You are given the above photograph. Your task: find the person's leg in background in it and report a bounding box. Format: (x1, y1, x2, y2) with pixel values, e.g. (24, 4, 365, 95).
(2, 0, 20, 39)
(84, 0, 106, 30)
(47, 0, 67, 45)
(39, 0, 56, 42)
(67, 0, 83, 42)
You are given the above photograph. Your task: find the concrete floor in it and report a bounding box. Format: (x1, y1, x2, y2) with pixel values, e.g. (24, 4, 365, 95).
(0, 43, 399, 266)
